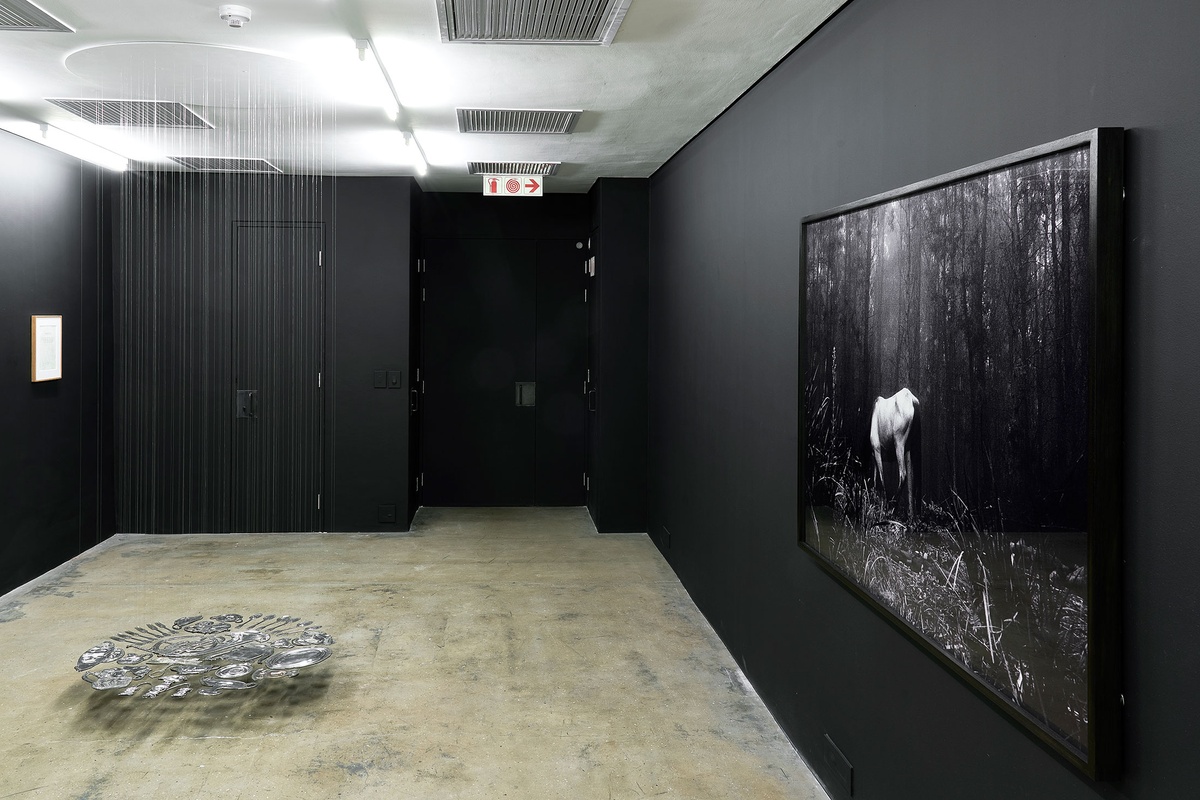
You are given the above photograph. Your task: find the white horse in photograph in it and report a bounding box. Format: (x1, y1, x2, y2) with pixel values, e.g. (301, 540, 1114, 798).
(870, 388, 921, 519)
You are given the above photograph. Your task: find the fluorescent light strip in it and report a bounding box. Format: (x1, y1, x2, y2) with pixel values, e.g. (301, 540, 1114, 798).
(354, 39, 400, 122)
(41, 124, 128, 171)
(1, 121, 127, 171)
(356, 37, 428, 178)
(405, 133, 428, 176)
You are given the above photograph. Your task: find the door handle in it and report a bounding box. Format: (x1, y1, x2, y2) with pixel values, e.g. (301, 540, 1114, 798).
(237, 389, 258, 419)
(515, 382, 536, 407)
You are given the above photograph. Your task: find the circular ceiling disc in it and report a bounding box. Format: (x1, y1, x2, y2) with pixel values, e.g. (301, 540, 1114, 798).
(65, 42, 321, 109)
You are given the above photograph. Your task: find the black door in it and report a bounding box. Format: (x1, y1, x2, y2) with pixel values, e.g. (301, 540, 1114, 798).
(585, 234, 599, 513)
(409, 244, 424, 520)
(535, 239, 588, 504)
(421, 237, 586, 506)
(232, 223, 325, 531)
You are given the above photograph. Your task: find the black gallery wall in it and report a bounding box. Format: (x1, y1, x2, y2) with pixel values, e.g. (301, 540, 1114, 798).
(418, 188, 647, 533)
(330, 177, 416, 532)
(587, 179, 649, 533)
(648, 0, 1199, 797)
(106, 179, 643, 537)
(111, 173, 416, 535)
(0, 131, 110, 596)
(0, 153, 644, 587)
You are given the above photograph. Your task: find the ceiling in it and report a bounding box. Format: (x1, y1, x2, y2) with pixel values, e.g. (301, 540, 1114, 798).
(0, 0, 846, 192)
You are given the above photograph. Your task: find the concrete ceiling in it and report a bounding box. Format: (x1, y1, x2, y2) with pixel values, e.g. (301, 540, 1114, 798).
(0, 0, 846, 192)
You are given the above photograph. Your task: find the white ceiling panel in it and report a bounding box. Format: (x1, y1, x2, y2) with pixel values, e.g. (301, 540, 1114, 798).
(0, 0, 847, 191)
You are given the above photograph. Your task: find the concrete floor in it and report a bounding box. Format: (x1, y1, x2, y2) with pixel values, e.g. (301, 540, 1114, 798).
(0, 507, 827, 799)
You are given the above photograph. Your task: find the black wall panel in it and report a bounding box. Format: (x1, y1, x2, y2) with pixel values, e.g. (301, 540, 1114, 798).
(329, 177, 412, 531)
(407, 180, 424, 525)
(0, 131, 109, 595)
(113, 173, 328, 534)
(113, 174, 415, 534)
(588, 179, 649, 533)
(534, 238, 589, 506)
(421, 237, 538, 506)
(417, 191, 591, 511)
(232, 223, 325, 532)
(650, 0, 1200, 797)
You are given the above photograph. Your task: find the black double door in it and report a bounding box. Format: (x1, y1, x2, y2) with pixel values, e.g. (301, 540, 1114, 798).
(421, 238, 587, 506)
(231, 223, 324, 532)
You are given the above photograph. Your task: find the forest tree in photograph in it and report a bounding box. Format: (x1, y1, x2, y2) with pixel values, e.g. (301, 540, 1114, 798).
(801, 132, 1122, 771)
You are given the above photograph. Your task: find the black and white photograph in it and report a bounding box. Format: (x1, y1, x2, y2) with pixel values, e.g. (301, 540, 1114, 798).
(801, 138, 1115, 760)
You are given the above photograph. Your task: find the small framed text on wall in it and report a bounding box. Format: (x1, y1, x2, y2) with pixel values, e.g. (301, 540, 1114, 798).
(31, 315, 63, 382)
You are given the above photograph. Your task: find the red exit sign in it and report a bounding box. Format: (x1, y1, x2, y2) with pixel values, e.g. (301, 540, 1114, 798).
(483, 175, 544, 197)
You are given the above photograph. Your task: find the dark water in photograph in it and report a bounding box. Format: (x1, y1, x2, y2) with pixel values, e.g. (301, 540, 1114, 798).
(807, 505, 1088, 753)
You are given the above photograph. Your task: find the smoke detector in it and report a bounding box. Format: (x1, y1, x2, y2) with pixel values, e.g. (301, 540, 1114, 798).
(218, 4, 251, 28)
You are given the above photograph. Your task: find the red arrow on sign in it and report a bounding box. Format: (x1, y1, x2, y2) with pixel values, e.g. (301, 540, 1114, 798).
(525, 178, 540, 193)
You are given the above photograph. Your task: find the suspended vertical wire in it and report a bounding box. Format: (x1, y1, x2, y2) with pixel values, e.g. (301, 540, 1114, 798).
(112, 45, 329, 534)
(326, 73, 337, 535)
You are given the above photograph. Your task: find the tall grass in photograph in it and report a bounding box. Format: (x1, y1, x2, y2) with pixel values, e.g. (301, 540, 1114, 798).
(805, 384, 1087, 746)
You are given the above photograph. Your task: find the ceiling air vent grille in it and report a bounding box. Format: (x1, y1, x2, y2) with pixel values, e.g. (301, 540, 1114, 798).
(458, 108, 582, 134)
(48, 99, 213, 129)
(436, 0, 633, 45)
(169, 157, 282, 174)
(0, 0, 72, 31)
(469, 161, 560, 176)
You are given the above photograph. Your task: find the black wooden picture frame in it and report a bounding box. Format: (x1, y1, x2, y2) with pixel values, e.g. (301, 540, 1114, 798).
(799, 129, 1123, 778)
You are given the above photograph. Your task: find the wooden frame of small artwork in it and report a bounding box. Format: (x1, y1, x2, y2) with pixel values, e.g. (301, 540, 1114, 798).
(31, 315, 63, 382)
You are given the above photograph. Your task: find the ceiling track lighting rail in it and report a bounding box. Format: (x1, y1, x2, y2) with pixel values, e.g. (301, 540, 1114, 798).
(354, 36, 428, 177)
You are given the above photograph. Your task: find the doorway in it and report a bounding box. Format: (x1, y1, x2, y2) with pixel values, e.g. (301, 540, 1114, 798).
(420, 237, 587, 506)
(231, 223, 325, 531)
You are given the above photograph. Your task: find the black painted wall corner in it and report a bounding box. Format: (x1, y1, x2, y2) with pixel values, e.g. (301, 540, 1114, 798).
(588, 178, 650, 533)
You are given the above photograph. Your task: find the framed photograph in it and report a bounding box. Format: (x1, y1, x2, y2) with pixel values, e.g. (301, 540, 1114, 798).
(31, 315, 63, 382)
(799, 129, 1123, 777)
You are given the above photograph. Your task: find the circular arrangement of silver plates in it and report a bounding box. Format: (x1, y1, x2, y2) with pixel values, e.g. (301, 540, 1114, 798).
(73, 613, 334, 699)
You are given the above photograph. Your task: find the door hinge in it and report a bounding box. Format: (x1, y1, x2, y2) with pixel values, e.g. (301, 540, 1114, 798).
(583, 472, 587, 488)
(317, 372, 322, 388)
(421, 473, 425, 488)
(317, 493, 322, 510)
(422, 288, 426, 302)
(587, 255, 596, 276)
(415, 477, 420, 492)
(585, 475, 590, 491)
(318, 250, 323, 267)
(584, 288, 588, 303)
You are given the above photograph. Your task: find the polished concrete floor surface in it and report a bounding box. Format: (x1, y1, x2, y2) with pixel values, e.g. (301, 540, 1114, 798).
(0, 507, 827, 799)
